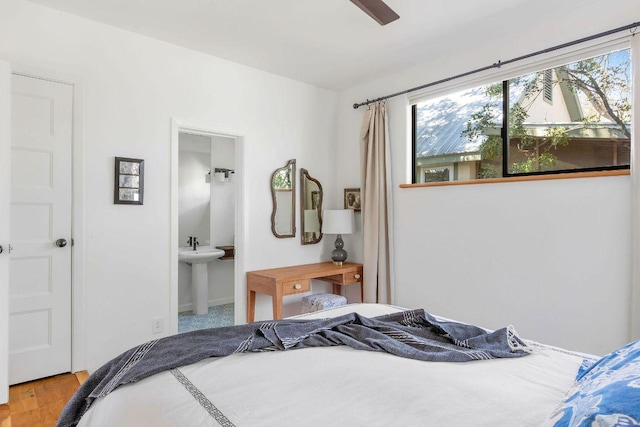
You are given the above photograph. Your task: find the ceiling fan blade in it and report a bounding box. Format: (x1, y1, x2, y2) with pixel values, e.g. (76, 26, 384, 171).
(350, 0, 399, 26)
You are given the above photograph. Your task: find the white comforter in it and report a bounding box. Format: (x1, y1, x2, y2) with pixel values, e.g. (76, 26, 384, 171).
(78, 304, 584, 427)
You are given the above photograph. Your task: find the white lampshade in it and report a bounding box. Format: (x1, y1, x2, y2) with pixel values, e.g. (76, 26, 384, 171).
(322, 209, 355, 235)
(304, 209, 320, 233)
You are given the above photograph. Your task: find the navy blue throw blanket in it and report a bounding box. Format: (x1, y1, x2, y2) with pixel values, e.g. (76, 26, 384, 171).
(57, 309, 529, 427)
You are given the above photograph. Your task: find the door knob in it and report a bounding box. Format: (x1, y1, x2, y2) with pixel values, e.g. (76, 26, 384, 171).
(55, 238, 68, 248)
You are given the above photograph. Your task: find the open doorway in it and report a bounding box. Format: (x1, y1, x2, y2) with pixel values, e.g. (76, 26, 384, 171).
(170, 121, 244, 334)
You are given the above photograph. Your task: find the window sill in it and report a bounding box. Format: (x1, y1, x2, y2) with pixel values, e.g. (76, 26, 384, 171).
(400, 169, 630, 189)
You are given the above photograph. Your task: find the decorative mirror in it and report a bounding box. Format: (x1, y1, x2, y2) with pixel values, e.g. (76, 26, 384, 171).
(300, 168, 323, 245)
(270, 159, 296, 238)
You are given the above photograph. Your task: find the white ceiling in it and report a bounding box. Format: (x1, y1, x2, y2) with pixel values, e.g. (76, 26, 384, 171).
(25, 0, 636, 90)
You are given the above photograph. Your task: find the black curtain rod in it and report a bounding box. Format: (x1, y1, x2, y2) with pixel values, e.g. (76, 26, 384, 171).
(353, 21, 639, 109)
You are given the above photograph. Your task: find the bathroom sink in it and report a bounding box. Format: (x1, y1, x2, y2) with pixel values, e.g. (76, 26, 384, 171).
(178, 246, 225, 264)
(178, 246, 225, 315)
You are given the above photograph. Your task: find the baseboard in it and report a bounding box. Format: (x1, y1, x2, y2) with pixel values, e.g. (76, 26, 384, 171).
(178, 297, 234, 313)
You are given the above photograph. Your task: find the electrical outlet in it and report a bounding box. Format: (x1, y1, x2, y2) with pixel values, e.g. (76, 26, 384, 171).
(151, 317, 164, 334)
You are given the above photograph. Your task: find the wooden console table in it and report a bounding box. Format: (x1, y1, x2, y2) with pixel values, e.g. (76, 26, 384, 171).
(246, 262, 363, 322)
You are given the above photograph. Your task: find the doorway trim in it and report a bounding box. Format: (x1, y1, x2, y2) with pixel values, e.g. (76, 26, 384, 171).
(6, 64, 87, 376)
(170, 119, 246, 332)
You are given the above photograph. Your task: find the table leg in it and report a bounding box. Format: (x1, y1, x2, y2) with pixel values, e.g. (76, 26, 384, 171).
(247, 289, 256, 323)
(332, 284, 341, 295)
(272, 286, 283, 320)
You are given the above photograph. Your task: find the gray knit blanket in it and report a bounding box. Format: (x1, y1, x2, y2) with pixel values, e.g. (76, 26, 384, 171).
(57, 309, 529, 427)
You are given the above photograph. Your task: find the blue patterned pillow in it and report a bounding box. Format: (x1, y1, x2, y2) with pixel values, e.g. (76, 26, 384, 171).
(546, 339, 640, 427)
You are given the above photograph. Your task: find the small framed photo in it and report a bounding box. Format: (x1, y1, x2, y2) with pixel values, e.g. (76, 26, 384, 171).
(114, 157, 144, 205)
(119, 175, 139, 188)
(344, 188, 361, 211)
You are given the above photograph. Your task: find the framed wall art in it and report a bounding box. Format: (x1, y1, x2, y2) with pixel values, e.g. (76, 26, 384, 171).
(114, 157, 144, 205)
(344, 188, 361, 211)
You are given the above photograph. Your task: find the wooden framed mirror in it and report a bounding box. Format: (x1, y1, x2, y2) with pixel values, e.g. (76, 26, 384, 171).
(270, 159, 296, 238)
(300, 168, 323, 245)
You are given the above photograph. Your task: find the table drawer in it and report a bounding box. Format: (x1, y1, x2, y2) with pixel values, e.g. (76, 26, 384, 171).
(282, 279, 310, 295)
(321, 268, 363, 285)
(341, 269, 363, 284)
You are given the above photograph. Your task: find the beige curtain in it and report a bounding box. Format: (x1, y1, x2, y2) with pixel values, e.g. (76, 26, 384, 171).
(359, 101, 395, 303)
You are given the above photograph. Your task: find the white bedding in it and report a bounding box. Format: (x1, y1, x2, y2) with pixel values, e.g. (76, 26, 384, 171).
(78, 304, 586, 427)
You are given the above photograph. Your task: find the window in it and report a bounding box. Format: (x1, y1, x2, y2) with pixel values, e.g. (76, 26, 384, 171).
(421, 165, 454, 183)
(412, 48, 631, 183)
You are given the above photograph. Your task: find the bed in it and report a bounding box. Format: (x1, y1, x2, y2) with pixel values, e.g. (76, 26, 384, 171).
(58, 304, 640, 427)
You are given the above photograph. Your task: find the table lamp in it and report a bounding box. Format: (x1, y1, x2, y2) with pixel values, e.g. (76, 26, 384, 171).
(322, 209, 355, 265)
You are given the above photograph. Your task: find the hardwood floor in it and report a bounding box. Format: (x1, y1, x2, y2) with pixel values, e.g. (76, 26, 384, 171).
(0, 371, 87, 427)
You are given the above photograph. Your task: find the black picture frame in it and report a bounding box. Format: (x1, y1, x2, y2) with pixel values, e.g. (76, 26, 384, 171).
(114, 157, 144, 205)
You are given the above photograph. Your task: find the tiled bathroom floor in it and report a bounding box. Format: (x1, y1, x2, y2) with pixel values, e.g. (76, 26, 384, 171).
(178, 303, 235, 333)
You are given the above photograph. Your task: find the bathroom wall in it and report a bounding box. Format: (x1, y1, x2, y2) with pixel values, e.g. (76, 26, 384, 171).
(208, 136, 235, 305)
(178, 133, 211, 247)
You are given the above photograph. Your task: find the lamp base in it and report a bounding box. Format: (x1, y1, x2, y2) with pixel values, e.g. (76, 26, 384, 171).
(331, 234, 348, 265)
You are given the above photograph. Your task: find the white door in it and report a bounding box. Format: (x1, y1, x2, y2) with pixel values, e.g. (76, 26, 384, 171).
(9, 74, 73, 385)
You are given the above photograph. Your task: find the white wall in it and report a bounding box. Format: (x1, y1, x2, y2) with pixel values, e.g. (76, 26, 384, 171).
(336, 5, 639, 356)
(394, 176, 630, 356)
(0, 0, 338, 373)
(178, 140, 211, 246)
(0, 60, 10, 403)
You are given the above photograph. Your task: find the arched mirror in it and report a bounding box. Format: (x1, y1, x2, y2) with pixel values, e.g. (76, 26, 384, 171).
(300, 168, 323, 245)
(271, 159, 296, 238)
